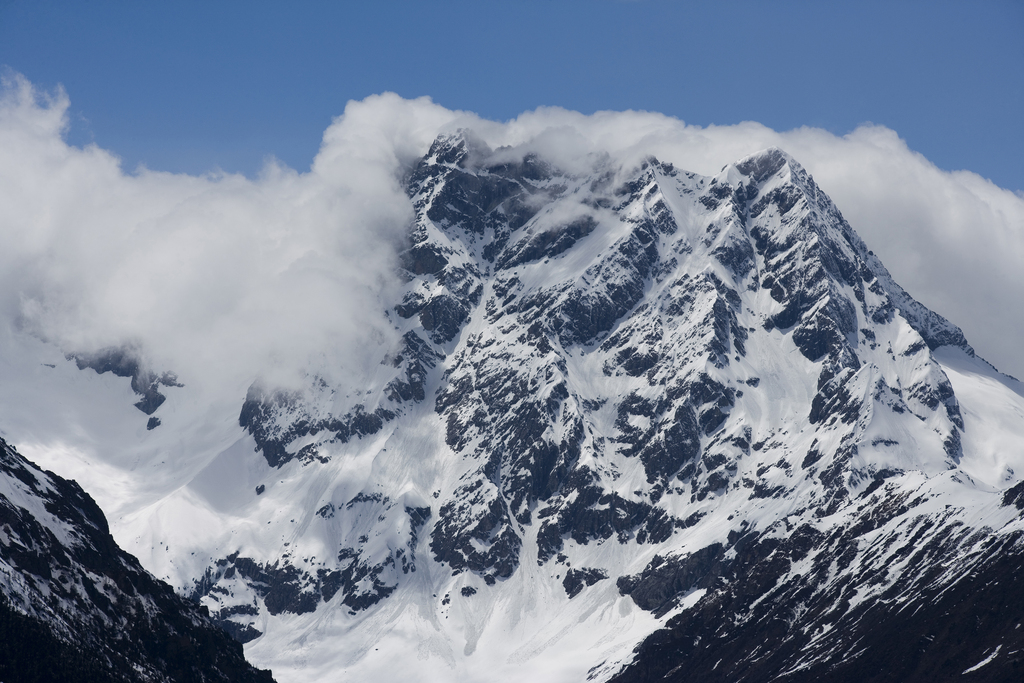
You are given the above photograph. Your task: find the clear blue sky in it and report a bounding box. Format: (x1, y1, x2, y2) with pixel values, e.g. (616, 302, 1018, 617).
(1, 0, 1021, 191)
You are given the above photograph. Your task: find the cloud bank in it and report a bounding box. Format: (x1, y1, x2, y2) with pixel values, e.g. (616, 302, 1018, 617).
(0, 77, 460, 396)
(1, 73, 1022, 397)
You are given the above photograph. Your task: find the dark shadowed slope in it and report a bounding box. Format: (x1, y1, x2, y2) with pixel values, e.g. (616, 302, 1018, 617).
(0, 436, 275, 683)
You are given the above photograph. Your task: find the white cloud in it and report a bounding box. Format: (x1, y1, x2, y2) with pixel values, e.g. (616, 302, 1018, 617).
(1, 73, 1021, 400)
(0, 78, 432, 397)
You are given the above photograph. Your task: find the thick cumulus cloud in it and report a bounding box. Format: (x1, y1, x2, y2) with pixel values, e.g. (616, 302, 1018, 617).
(0, 77, 476, 396)
(2, 75, 1022, 396)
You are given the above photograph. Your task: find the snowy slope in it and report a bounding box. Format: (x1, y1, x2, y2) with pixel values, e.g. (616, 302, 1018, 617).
(1, 136, 1023, 681)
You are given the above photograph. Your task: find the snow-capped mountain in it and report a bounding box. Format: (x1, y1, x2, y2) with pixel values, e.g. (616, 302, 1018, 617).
(2, 133, 1023, 682)
(0, 435, 275, 681)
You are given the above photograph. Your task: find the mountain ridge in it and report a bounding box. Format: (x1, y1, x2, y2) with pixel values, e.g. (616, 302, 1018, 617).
(0, 435, 275, 682)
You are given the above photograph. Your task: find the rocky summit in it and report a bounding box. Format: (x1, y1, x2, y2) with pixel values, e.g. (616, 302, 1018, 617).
(3, 133, 1023, 682)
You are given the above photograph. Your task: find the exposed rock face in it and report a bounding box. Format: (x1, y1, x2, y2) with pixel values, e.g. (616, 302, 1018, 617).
(184, 134, 1023, 681)
(70, 346, 182, 421)
(0, 437, 274, 683)
(611, 506, 1024, 683)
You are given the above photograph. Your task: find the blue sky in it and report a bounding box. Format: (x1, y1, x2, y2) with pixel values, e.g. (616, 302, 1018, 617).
(1, 0, 1021, 191)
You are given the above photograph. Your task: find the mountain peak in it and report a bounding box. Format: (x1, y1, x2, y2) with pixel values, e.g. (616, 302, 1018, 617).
(10, 139, 1020, 682)
(422, 128, 493, 169)
(732, 146, 797, 183)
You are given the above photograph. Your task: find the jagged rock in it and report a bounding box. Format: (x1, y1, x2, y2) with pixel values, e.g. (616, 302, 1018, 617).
(69, 346, 182, 416)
